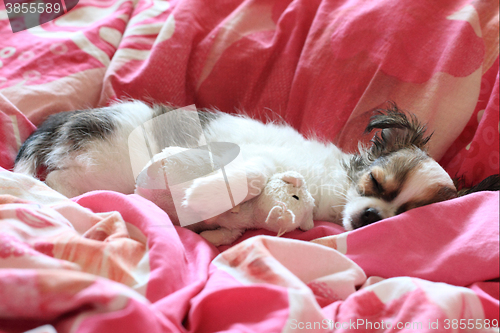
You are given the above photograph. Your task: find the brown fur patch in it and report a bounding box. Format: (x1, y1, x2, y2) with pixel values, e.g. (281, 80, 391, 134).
(357, 150, 429, 201)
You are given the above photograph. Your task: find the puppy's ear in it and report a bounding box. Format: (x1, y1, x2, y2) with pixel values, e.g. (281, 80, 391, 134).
(456, 174, 500, 196)
(365, 101, 432, 158)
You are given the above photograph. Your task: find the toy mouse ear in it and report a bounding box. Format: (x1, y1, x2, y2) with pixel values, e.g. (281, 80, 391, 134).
(281, 173, 304, 187)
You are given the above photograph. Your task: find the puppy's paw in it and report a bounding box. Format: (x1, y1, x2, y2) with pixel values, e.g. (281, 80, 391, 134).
(182, 174, 233, 220)
(160, 146, 189, 159)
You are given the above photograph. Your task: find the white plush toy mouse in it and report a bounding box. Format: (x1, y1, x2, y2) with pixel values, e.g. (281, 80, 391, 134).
(198, 170, 315, 246)
(135, 147, 315, 246)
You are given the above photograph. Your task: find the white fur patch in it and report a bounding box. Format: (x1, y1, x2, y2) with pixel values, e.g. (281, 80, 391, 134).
(394, 159, 455, 207)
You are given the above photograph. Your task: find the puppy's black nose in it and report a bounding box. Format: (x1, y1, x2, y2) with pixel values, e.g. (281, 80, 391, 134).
(360, 208, 382, 226)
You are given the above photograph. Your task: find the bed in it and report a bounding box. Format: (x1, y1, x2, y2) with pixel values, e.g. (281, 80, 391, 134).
(0, 0, 498, 332)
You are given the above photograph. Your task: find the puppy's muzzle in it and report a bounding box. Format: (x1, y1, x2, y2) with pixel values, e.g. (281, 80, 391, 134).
(353, 207, 382, 229)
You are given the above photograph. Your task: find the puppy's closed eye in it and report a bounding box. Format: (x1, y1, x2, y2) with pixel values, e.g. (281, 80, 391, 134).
(358, 166, 400, 201)
(370, 172, 384, 194)
(358, 171, 383, 197)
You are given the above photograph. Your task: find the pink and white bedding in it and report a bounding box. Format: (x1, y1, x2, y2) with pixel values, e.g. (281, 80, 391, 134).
(0, 0, 499, 332)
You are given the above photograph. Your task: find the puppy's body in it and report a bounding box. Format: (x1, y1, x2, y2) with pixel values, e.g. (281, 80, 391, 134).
(15, 100, 458, 230)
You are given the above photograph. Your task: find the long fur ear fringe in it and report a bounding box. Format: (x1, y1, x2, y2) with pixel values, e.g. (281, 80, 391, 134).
(365, 101, 433, 159)
(455, 174, 500, 196)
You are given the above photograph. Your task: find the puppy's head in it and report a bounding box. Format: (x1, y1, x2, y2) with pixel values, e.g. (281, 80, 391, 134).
(342, 103, 457, 230)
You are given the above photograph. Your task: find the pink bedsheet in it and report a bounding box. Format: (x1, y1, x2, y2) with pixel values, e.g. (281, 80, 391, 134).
(0, 0, 498, 332)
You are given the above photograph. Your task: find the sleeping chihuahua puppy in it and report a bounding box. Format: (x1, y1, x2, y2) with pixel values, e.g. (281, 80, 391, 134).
(15, 101, 473, 230)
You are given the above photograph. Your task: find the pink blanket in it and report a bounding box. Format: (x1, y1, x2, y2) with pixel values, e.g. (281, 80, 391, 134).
(0, 0, 498, 332)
